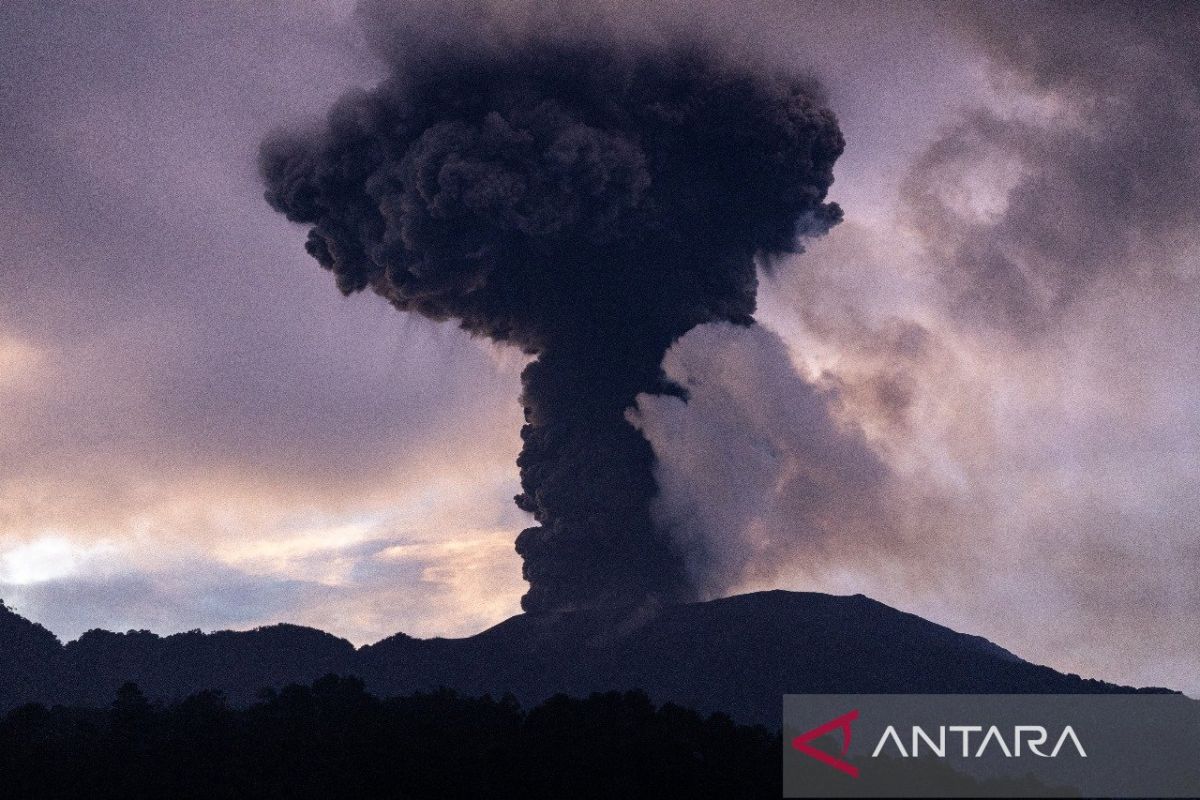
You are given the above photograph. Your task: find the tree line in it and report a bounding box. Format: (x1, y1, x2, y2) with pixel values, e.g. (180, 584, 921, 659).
(0, 675, 780, 799)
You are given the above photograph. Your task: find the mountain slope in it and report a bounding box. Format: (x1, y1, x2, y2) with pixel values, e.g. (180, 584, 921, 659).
(0, 600, 62, 709)
(357, 591, 1157, 723)
(0, 591, 1168, 722)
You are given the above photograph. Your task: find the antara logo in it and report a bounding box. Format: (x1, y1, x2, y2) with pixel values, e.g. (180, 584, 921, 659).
(791, 710, 861, 778)
(871, 724, 1087, 759)
(791, 711, 1087, 777)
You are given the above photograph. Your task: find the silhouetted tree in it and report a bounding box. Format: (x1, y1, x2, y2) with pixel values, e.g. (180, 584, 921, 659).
(0, 678, 781, 799)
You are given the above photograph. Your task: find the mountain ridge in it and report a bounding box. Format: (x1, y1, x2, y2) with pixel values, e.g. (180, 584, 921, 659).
(0, 591, 1173, 724)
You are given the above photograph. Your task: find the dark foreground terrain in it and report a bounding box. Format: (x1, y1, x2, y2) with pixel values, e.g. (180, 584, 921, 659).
(0, 679, 782, 799)
(0, 591, 1167, 724)
(0, 590, 1177, 798)
(0, 678, 1082, 799)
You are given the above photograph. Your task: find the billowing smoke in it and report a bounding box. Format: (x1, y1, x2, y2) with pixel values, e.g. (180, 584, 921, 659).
(259, 32, 844, 612)
(631, 323, 895, 596)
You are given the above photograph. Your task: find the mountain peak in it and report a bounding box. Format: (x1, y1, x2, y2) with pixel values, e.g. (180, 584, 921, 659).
(0, 591, 1171, 721)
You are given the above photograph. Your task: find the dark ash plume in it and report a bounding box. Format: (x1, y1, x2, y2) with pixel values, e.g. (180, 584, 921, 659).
(259, 37, 843, 612)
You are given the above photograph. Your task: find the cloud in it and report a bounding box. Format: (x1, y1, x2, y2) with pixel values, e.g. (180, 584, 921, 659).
(631, 322, 960, 597)
(0, 0, 529, 538)
(0, 523, 525, 645)
(715, 2, 1200, 695)
(904, 0, 1200, 335)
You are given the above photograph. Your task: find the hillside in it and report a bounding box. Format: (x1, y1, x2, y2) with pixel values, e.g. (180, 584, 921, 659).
(0, 591, 1168, 723)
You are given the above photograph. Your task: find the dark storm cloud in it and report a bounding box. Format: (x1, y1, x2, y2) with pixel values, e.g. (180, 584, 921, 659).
(905, 0, 1200, 334)
(259, 12, 845, 612)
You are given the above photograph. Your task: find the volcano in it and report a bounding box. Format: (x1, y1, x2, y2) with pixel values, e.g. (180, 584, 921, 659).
(0, 591, 1169, 723)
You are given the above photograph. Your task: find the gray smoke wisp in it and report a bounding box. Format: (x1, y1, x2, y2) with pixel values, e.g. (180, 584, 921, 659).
(907, 0, 1200, 336)
(259, 25, 844, 612)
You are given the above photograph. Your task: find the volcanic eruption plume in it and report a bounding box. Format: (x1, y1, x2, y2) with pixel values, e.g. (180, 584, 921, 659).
(259, 34, 844, 612)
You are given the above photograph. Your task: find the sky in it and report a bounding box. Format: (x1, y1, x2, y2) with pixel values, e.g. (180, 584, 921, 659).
(0, 0, 1196, 694)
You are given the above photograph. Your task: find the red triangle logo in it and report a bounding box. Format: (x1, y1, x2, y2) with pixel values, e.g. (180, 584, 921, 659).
(791, 709, 860, 778)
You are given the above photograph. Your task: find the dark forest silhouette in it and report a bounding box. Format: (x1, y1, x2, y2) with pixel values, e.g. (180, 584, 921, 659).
(0, 678, 780, 799)
(0, 678, 1081, 799)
